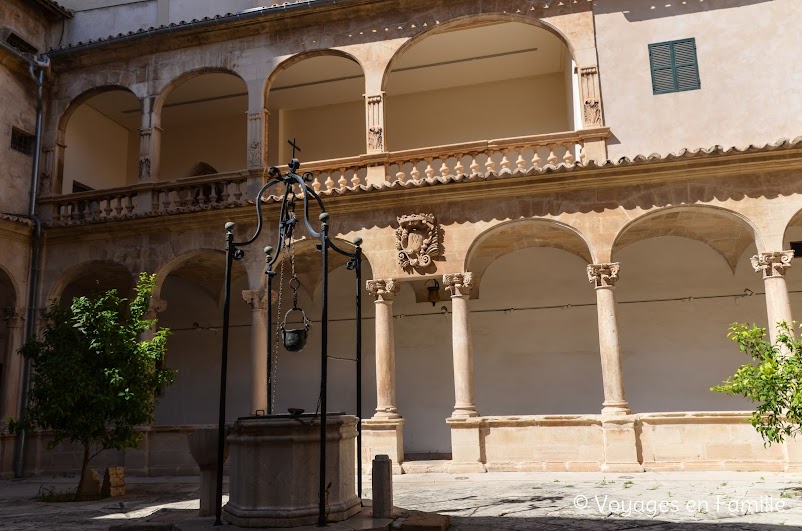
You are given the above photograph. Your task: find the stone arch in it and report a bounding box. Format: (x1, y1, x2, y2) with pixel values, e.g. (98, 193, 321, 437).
(57, 85, 141, 134)
(153, 248, 249, 304)
(0, 263, 20, 307)
(381, 12, 581, 92)
(781, 206, 802, 250)
(153, 67, 248, 117)
(47, 260, 135, 304)
(611, 205, 764, 273)
(264, 49, 365, 99)
(465, 218, 595, 297)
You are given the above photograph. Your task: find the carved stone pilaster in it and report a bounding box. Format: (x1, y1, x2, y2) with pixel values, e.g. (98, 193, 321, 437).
(145, 297, 167, 320)
(247, 110, 268, 169)
(443, 273, 474, 297)
(366, 279, 399, 301)
(3, 307, 26, 328)
(242, 289, 267, 310)
(751, 251, 794, 279)
(138, 125, 161, 182)
(587, 263, 620, 288)
(366, 94, 385, 153)
(580, 66, 603, 127)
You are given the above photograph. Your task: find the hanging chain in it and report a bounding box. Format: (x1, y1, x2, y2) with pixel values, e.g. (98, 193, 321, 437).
(271, 255, 285, 414)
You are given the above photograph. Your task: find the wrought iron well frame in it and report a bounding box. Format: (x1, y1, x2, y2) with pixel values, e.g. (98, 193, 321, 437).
(214, 154, 364, 527)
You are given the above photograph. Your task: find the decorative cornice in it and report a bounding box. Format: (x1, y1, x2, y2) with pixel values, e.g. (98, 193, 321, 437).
(587, 263, 620, 288)
(366, 279, 399, 301)
(443, 273, 473, 297)
(751, 251, 794, 279)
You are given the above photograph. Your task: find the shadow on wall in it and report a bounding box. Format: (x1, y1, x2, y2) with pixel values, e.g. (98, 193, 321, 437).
(593, 0, 775, 21)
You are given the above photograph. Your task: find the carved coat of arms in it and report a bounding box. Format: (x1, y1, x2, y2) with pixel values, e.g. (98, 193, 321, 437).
(396, 213, 439, 271)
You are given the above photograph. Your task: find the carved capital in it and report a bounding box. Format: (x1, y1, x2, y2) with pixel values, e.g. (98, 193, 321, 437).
(443, 273, 474, 297)
(396, 213, 440, 272)
(242, 289, 267, 310)
(587, 263, 620, 288)
(145, 297, 167, 318)
(751, 251, 794, 278)
(3, 307, 26, 327)
(366, 279, 400, 301)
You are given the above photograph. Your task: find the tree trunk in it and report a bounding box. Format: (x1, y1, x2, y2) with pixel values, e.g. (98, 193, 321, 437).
(75, 442, 93, 501)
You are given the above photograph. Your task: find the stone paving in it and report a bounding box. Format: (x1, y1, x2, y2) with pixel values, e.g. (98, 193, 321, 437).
(0, 471, 801, 529)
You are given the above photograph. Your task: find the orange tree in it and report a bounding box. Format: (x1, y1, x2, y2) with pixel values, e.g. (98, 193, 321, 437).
(712, 323, 802, 444)
(9, 273, 174, 499)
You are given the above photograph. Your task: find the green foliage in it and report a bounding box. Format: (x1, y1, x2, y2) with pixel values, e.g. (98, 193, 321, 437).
(712, 322, 802, 444)
(8, 273, 174, 458)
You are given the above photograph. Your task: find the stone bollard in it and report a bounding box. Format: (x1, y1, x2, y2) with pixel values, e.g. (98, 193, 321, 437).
(101, 466, 126, 497)
(188, 427, 229, 517)
(372, 454, 393, 519)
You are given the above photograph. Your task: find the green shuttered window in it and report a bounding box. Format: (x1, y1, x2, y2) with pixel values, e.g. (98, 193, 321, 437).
(649, 38, 700, 95)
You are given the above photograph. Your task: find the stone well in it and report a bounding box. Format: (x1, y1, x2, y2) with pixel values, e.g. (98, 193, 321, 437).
(222, 414, 361, 528)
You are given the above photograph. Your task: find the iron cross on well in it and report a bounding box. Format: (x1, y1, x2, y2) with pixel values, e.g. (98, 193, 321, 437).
(288, 138, 301, 159)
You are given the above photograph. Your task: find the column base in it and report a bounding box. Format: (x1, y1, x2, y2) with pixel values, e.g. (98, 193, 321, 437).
(601, 416, 643, 473)
(602, 401, 631, 417)
(362, 417, 404, 474)
(446, 416, 486, 473)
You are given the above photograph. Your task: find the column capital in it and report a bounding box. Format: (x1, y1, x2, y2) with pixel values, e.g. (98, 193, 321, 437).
(367, 279, 400, 301)
(3, 307, 26, 328)
(443, 273, 474, 297)
(751, 251, 794, 279)
(242, 289, 267, 310)
(587, 263, 620, 288)
(145, 297, 167, 319)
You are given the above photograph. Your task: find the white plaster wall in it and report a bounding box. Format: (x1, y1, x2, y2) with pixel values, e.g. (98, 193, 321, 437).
(387, 74, 571, 151)
(155, 274, 252, 424)
(472, 247, 603, 416)
(594, 0, 802, 158)
(616, 237, 763, 413)
(61, 1, 158, 46)
(277, 101, 364, 164)
(160, 114, 246, 179)
(63, 104, 133, 192)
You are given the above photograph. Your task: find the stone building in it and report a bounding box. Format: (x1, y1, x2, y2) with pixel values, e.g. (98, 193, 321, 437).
(1, 0, 802, 477)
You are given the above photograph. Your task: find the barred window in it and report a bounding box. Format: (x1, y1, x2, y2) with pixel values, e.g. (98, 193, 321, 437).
(10, 127, 35, 156)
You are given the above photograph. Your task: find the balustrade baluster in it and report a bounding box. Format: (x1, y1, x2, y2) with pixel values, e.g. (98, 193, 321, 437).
(485, 151, 496, 174)
(500, 151, 512, 173)
(516, 149, 526, 171)
(547, 144, 558, 166)
(454, 155, 465, 176)
(337, 168, 348, 189)
(410, 161, 421, 183)
(532, 146, 542, 170)
(424, 158, 435, 179)
(469, 153, 480, 175)
(563, 143, 575, 164)
(312, 172, 322, 192)
(221, 182, 230, 202)
(439, 160, 451, 178)
(395, 160, 406, 183)
(124, 194, 135, 215)
(60, 204, 69, 221)
(580, 142, 587, 164)
(350, 167, 361, 188)
(103, 198, 112, 218)
(233, 181, 243, 201)
(324, 171, 334, 190)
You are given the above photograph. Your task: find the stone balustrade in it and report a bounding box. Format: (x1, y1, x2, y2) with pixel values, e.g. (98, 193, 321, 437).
(39, 128, 609, 225)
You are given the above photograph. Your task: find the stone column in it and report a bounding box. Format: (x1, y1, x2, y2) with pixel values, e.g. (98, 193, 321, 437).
(1, 308, 26, 422)
(142, 297, 167, 343)
(587, 263, 630, 416)
(242, 289, 267, 415)
(587, 264, 642, 473)
(361, 279, 404, 474)
(246, 110, 268, 170)
(751, 251, 795, 343)
(366, 279, 400, 418)
(443, 273, 478, 418)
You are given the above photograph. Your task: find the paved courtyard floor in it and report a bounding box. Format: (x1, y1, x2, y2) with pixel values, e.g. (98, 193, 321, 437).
(0, 471, 801, 529)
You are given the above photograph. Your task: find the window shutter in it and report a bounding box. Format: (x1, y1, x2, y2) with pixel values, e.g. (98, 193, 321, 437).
(672, 39, 700, 91)
(649, 38, 700, 95)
